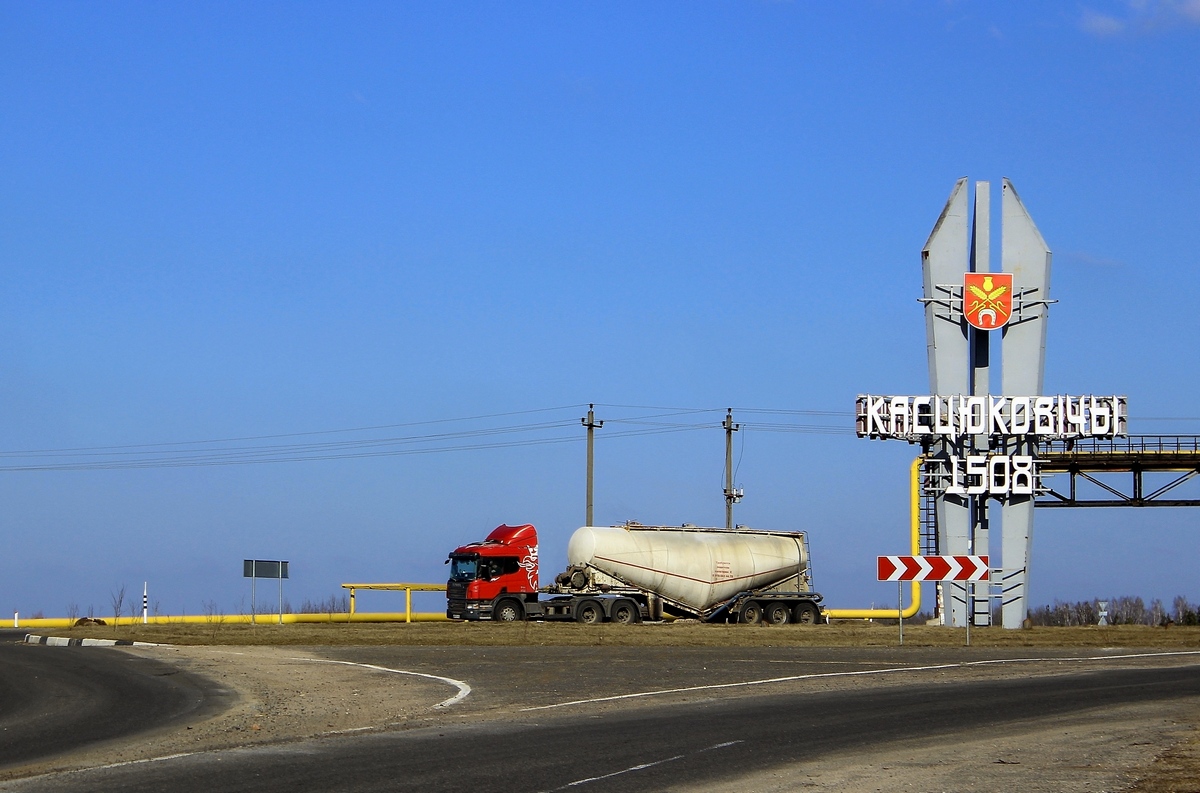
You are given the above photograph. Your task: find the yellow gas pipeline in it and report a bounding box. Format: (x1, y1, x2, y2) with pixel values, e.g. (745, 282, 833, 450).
(12, 581, 452, 629)
(11, 612, 450, 629)
(823, 456, 923, 621)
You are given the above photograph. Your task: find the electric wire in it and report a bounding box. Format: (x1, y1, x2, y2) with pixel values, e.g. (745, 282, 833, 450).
(0, 423, 717, 472)
(0, 404, 587, 455)
(0, 403, 885, 473)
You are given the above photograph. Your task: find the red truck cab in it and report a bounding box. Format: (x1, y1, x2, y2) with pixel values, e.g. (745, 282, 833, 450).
(446, 524, 539, 621)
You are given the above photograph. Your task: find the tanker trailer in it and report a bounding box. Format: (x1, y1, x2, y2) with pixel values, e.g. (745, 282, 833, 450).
(555, 524, 823, 625)
(446, 523, 823, 625)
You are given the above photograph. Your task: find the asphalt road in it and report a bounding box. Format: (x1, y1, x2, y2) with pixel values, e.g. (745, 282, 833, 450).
(0, 631, 229, 772)
(5, 655, 1198, 793)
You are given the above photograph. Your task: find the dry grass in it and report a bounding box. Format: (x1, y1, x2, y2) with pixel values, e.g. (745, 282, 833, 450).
(1129, 734, 1200, 793)
(39, 620, 1200, 648)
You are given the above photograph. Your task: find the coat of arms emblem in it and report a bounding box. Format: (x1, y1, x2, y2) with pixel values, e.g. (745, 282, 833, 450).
(964, 272, 1013, 330)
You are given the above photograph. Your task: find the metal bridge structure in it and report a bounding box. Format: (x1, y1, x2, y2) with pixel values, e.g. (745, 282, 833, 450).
(1037, 435, 1200, 508)
(920, 435, 1200, 547)
(917, 434, 1200, 625)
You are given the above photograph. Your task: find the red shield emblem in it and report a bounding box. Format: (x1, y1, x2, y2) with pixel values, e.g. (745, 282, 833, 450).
(964, 272, 1013, 330)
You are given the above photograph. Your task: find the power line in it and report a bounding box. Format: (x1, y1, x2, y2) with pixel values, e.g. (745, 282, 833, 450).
(0, 422, 716, 472)
(0, 420, 581, 460)
(596, 402, 853, 417)
(0, 404, 864, 472)
(0, 404, 588, 455)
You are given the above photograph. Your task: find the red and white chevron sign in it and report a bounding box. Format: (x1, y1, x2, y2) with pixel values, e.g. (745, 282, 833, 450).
(877, 555, 989, 582)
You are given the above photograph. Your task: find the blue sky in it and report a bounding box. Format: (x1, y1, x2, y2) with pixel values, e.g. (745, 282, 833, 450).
(2, 2, 1198, 619)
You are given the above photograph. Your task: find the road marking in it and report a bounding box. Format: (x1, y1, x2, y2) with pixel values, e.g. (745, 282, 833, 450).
(288, 657, 471, 708)
(327, 725, 378, 734)
(81, 752, 199, 772)
(542, 740, 743, 791)
(521, 650, 1200, 711)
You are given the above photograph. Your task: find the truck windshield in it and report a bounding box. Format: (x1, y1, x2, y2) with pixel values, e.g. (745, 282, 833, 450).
(449, 556, 478, 581)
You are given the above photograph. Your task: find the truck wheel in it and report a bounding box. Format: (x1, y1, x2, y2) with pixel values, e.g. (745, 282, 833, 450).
(493, 598, 523, 622)
(739, 601, 763, 625)
(576, 599, 604, 625)
(611, 600, 639, 625)
(793, 602, 820, 625)
(766, 602, 790, 625)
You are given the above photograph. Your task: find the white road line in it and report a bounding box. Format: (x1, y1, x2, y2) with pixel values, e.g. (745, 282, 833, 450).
(521, 650, 1200, 712)
(79, 752, 200, 772)
(288, 657, 471, 708)
(542, 740, 744, 791)
(327, 725, 378, 735)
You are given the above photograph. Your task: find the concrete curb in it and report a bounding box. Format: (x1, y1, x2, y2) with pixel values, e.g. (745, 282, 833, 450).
(24, 633, 163, 647)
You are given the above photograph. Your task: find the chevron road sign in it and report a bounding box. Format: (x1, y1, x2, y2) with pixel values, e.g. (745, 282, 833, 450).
(877, 555, 989, 582)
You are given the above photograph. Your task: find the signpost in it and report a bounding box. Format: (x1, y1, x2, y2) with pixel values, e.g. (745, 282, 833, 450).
(879, 555, 989, 645)
(244, 559, 289, 624)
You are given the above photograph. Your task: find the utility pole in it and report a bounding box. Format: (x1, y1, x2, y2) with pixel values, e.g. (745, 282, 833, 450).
(582, 404, 603, 526)
(723, 408, 741, 529)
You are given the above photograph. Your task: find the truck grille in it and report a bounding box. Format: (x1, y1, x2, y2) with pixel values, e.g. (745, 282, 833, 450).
(447, 580, 467, 618)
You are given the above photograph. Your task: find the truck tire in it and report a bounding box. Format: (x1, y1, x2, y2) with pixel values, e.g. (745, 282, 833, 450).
(739, 601, 763, 625)
(611, 599, 639, 625)
(793, 602, 820, 625)
(766, 602, 790, 625)
(575, 599, 604, 624)
(493, 598, 524, 622)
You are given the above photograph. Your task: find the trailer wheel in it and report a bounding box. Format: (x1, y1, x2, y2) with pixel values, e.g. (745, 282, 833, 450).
(494, 598, 523, 622)
(766, 602, 791, 625)
(793, 602, 820, 625)
(611, 599, 639, 625)
(576, 599, 604, 625)
(739, 601, 763, 625)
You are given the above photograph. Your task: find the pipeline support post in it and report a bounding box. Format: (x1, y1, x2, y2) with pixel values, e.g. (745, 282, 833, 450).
(405, 588, 412, 624)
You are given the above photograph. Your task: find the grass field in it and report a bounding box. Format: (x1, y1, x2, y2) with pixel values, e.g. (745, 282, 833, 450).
(36, 620, 1200, 648)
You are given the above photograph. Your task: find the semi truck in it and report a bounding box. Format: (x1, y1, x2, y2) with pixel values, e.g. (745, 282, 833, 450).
(445, 522, 824, 625)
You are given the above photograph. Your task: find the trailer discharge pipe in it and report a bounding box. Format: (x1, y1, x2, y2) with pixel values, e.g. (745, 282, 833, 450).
(823, 456, 923, 621)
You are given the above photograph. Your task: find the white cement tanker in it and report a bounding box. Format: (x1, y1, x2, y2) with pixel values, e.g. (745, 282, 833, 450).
(566, 525, 810, 613)
(552, 524, 823, 625)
